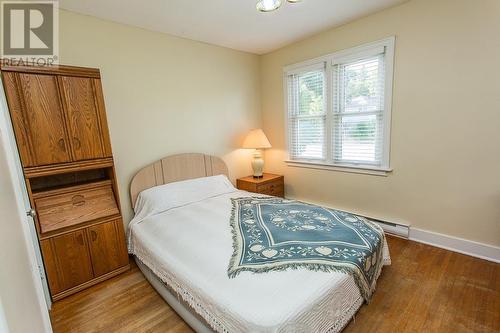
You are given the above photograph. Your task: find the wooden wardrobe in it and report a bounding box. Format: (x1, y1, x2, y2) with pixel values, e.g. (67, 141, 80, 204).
(1, 63, 129, 301)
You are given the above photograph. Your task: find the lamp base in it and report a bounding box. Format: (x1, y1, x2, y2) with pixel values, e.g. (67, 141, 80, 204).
(251, 149, 264, 178)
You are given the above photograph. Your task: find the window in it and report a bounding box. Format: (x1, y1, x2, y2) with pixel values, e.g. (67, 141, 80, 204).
(285, 38, 394, 174)
(287, 66, 326, 160)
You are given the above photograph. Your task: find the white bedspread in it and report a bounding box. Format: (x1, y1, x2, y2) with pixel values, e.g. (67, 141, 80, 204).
(128, 190, 390, 333)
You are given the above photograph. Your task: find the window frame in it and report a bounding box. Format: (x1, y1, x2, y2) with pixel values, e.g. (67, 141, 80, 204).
(283, 37, 395, 176)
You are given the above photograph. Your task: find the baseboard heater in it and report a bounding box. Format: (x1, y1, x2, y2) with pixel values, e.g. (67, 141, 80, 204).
(364, 216, 410, 238)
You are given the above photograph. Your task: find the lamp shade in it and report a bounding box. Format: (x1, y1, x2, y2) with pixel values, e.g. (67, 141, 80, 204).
(242, 129, 272, 149)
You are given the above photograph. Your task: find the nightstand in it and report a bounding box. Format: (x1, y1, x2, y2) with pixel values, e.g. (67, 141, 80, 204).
(237, 173, 284, 198)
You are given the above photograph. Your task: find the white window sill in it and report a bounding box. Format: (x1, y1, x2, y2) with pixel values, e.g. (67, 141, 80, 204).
(285, 160, 393, 176)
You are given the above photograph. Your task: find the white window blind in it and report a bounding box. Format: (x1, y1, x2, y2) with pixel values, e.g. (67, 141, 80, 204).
(287, 67, 326, 160)
(285, 38, 394, 173)
(333, 54, 385, 166)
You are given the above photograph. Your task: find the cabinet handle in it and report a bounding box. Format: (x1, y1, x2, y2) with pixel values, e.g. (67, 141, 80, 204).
(58, 138, 66, 151)
(73, 137, 81, 149)
(77, 233, 84, 246)
(71, 194, 85, 206)
(26, 209, 37, 218)
(90, 230, 97, 242)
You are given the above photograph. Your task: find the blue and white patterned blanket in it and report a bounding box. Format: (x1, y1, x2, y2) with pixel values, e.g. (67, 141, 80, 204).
(228, 197, 386, 301)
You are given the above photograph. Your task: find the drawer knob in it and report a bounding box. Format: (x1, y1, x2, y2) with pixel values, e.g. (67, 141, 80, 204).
(71, 195, 86, 206)
(77, 233, 84, 246)
(73, 137, 81, 149)
(58, 138, 66, 151)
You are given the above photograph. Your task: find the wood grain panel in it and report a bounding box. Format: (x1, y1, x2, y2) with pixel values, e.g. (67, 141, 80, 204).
(236, 180, 257, 192)
(129, 154, 229, 207)
(35, 181, 119, 233)
(209, 155, 228, 176)
(237, 174, 284, 197)
(60, 76, 105, 161)
(87, 219, 129, 277)
(92, 78, 113, 156)
(257, 182, 284, 197)
(41, 230, 94, 295)
(24, 157, 114, 178)
(16, 73, 71, 166)
(0, 63, 100, 77)
(1, 71, 34, 166)
(161, 153, 207, 183)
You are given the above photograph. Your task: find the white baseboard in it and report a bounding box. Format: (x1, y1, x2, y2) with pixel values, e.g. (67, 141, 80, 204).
(409, 228, 500, 263)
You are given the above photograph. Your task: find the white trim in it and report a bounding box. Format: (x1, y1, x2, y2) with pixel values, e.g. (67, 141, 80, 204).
(283, 37, 395, 174)
(284, 55, 331, 74)
(410, 228, 500, 263)
(283, 72, 291, 161)
(283, 37, 395, 73)
(285, 160, 392, 176)
(285, 61, 326, 75)
(331, 45, 385, 65)
(382, 37, 395, 171)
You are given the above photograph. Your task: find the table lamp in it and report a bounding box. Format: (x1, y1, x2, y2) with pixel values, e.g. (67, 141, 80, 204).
(242, 129, 272, 178)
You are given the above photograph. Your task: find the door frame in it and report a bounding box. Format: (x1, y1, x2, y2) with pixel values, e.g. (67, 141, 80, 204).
(0, 80, 52, 332)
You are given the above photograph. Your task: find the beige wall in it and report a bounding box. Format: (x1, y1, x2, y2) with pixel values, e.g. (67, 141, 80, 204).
(59, 10, 262, 222)
(261, 0, 500, 246)
(0, 138, 47, 333)
(1, 2, 498, 332)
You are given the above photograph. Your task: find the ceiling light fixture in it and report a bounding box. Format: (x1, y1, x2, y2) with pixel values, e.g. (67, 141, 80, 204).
(256, 0, 281, 12)
(256, 0, 301, 13)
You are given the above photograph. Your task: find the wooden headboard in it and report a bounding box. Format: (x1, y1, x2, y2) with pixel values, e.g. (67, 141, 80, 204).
(129, 153, 229, 207)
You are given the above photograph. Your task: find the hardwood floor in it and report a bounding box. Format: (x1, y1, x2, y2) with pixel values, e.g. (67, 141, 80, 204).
(50, 236, 500, 333)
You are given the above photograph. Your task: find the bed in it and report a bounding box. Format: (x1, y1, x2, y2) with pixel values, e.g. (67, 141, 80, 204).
(128, 153, 390, 333)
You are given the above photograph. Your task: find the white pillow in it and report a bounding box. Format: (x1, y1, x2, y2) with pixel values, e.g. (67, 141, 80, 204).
(130, 175, 236, 227)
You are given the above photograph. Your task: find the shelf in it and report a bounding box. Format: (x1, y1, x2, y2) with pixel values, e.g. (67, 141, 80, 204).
(24, 158, 114, 178)
(32, 179, 113, 199)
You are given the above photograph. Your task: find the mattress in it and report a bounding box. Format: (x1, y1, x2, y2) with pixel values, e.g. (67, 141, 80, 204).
(128, 190, 390, 333)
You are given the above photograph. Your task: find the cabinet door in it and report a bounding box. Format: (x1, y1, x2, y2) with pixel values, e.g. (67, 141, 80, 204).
(87, 219, 128, 277)
(40, 230, 94, 296)
(2, 72, 71, 166)
(59, 76, 106, 161)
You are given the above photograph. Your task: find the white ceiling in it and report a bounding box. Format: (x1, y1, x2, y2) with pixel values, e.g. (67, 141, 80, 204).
(59, 0, 408, 55)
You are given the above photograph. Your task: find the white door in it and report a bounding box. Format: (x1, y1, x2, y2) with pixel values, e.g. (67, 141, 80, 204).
(0, 83, 52, 309)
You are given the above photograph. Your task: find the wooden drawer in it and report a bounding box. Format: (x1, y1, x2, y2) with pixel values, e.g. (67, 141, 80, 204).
(237, 174, 285, 198)
(257, 181, 284, 197)
(34, 181, 119, 234)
